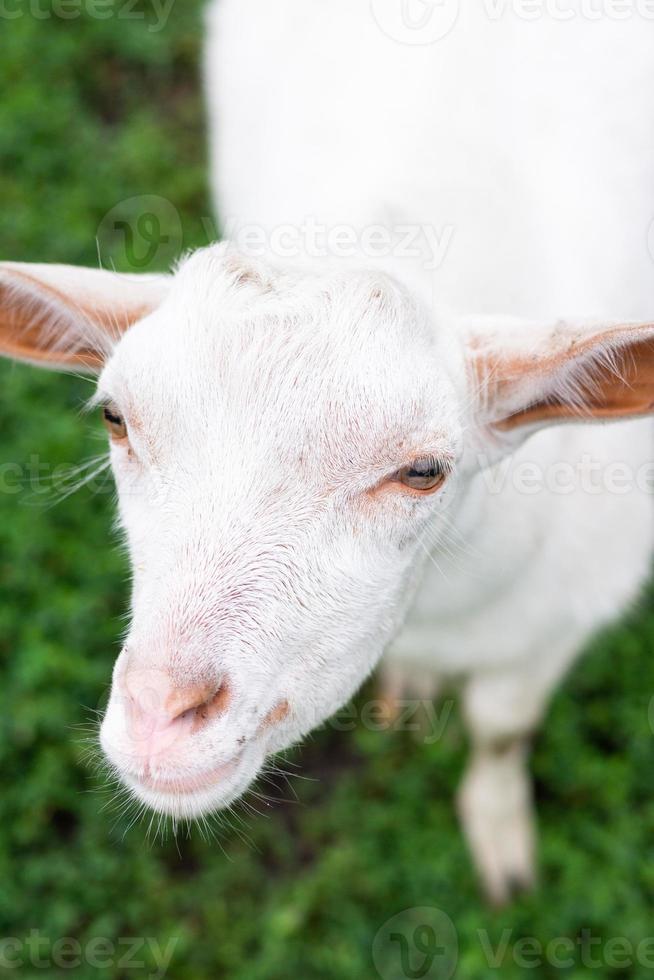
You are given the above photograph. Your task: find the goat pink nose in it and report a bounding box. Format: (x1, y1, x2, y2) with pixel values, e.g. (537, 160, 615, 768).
(122, 669, 229, 756)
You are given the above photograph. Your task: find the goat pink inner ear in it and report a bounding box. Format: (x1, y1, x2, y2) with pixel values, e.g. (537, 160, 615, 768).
(497, 337, 654, 430)
(469, 322, 654, 433)
(0, 274, 105, 370)
(0, 262, 170, 372)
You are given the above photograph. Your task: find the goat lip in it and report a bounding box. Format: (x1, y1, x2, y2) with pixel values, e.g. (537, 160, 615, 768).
(134, 751, 243, 796)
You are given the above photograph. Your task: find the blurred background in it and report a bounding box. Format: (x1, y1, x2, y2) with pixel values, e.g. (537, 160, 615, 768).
(1, 4, 654, 978)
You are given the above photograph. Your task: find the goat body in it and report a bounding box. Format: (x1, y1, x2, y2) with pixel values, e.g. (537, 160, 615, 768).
(205, 0, 654, 901)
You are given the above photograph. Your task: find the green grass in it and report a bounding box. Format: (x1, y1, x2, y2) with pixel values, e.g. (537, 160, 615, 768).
(1, 9, 654, 979)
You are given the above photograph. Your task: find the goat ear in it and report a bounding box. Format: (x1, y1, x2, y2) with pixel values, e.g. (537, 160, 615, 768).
(466, 317, 654, 439)
(0, 262, 170, 373)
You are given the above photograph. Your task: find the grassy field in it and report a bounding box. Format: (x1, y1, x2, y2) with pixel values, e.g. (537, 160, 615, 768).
(1, 7, 654, 979)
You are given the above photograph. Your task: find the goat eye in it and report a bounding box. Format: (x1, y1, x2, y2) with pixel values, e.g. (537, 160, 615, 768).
(394, 457, 448, 493)
(102, 405, 127, 441)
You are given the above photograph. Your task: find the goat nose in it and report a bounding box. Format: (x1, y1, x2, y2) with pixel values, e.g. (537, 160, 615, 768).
(163, 679, 229, 726)
(122, 668, 230, 750)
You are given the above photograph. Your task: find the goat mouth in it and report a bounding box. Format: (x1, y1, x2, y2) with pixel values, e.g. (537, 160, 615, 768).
(131, 751, 244, 797)
(112, 738, 269, 818)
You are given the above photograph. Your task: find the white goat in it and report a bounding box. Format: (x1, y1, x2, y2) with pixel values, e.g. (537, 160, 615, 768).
(0, 0, 653, 905)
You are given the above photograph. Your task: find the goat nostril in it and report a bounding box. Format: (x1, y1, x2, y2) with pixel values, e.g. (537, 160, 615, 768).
(176, 680, 231, 733)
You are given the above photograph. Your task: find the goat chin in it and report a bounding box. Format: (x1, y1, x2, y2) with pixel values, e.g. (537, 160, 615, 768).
(120, 743, 268, 821)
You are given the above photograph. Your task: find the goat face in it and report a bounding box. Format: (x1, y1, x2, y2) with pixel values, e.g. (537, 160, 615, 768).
(95, 247, 463, 816)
